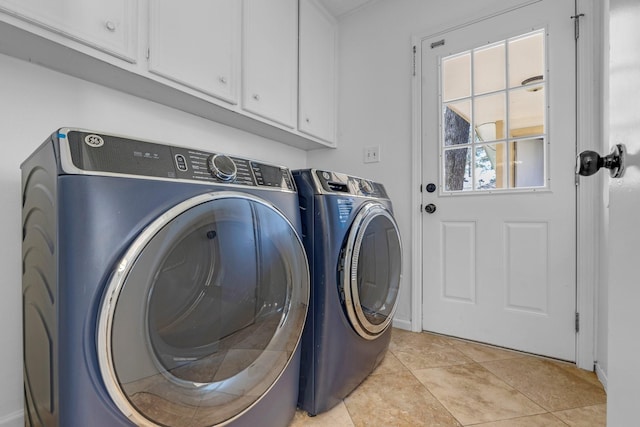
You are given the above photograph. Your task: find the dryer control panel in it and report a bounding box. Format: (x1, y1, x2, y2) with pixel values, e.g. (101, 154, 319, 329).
(313, 169, 388, 199)
(59, 129, 296, 191)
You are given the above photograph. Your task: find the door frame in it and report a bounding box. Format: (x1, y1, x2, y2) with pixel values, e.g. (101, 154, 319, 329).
(409, 0, 601, 370)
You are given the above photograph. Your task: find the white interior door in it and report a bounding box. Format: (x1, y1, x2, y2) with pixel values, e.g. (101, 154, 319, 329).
(420, 0, 577, 361)
(607, 0, 640, 423)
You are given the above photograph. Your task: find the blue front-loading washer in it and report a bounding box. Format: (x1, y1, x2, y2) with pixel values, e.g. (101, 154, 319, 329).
(21, 128, 309, 427)
(292, 169, 402, 416)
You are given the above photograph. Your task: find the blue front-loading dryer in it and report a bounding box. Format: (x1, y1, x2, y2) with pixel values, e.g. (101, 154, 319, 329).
(21, 128, 309, 427)
(292, 169, 402, 416)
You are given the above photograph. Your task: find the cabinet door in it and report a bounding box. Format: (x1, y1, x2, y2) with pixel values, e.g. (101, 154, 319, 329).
(298, 0, 336, 143)
(242, 0, 298, 128)
(0, 0, 137, 61)
(148, 0, 240, 105)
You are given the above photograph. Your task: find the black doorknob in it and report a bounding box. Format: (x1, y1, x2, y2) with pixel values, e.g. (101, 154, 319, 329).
(424, 203, 436, 214)
(577, 144, 625, 178)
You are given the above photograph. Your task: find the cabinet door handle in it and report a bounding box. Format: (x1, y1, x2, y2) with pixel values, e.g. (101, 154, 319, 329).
(105, 21, 116, 32)
(219, 76, 227, 84)
(252, 94, 260, 101)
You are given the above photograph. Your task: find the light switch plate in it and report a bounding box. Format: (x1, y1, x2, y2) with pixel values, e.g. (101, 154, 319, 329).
(364, 146, 380, 163)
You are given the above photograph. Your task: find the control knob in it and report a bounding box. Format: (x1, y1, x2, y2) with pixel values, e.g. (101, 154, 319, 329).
(208, 154, 237, 182)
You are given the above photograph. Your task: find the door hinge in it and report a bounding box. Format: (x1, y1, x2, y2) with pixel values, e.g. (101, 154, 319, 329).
(571, 13, 585, 40)
(146, 47, 150, 60)
(412, 45, 417, 76)
(420, 184, 423, 192)
(575, 312, 580, 333)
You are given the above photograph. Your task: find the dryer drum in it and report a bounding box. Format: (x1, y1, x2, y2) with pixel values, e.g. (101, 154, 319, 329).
(341, 202, 402, 340)
(97, 193, 309, 427)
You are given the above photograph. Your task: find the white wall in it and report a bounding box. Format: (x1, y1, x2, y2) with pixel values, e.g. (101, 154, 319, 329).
(307, 0, 541, 327)
(0, 52, 307, 425)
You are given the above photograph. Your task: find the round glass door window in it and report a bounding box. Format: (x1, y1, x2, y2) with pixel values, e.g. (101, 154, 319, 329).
(342, 202, 402, 340)
(97, 193, 309, 427)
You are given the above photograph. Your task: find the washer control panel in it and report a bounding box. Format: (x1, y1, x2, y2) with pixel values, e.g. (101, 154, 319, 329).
(61, 129, 295, 191)
(314, 169, 388, 199)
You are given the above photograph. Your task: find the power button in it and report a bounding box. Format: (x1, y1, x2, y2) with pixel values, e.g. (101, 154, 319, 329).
(175, 154, 188, 172)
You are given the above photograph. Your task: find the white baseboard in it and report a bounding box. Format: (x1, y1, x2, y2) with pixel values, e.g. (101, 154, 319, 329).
(0, 409, 23, 427)
(595, 361, 608, 392)
(392, 317, 412, 331)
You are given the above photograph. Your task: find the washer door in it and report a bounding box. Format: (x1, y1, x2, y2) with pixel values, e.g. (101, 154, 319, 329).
(341, 202, 402, 340)
(97, 192, 309, 427)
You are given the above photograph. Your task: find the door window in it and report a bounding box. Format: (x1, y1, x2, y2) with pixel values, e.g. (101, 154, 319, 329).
(441, 29, 547, 192)
(99, 194, 308, 427)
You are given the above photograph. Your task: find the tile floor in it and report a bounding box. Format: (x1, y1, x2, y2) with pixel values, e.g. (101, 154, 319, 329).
(289, 328, 607, 426)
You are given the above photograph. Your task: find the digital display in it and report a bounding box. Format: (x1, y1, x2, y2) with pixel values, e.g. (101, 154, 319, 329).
(251, 161, 290, 188)
(259, 163, 283, 184)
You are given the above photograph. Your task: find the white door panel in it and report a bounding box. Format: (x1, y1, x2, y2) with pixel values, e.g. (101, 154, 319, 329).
(607, 0, 640, 423)
(420, 0, 576, 360)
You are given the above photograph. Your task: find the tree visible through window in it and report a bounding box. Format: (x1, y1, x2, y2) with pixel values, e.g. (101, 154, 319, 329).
(443, 107, 470, 191)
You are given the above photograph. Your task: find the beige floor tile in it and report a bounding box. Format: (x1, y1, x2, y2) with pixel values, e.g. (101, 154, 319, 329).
(470, 413, 567, 426)
(393, 345, 473, 371)
(450, 340, 527, 363)
(389, 329, 453, 354)
(553, 404, 607, 426)
(481, 357, 607, 412)
(390, 328, 472, 371)
(344, 370, 461, 427)
(413, 363, 545, 425)
(290, 402, 355, 427)
(370, 351, 409, 376)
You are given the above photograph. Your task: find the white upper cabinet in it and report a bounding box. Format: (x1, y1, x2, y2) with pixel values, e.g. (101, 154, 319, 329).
(0, 0, 335, 149)
(0, 0, 137, 62)
(148, 0, 240, 105)
(298, 0, 336, 144)
(242, 0, 298, 128)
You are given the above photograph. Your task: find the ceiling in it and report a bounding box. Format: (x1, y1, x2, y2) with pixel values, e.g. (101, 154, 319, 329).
(318, 0, 375, 17)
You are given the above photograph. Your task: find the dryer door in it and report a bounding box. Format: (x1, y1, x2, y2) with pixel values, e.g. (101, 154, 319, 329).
(97, 192, 309, 427)
(341, 202, 402, 340)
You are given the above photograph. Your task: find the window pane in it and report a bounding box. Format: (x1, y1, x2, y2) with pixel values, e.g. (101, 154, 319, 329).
(475, 143, 506, 190)
(442, 52, 471, 101)
(438, 28, 548, 194)
(509, 86, 545, 137)
(474, 93, 506, 142)
(443, 102, 472, 146)
(474, 43, 505, 94)
(508, 31, 544, 89)
(443, 147, 471, 191)
(510, 138, 545, 188)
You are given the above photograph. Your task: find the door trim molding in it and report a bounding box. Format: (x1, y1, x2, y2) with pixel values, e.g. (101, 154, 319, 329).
(410, 35, 423, 334)
(410, 0, 601, 369)
(574, 0, 602, 370)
